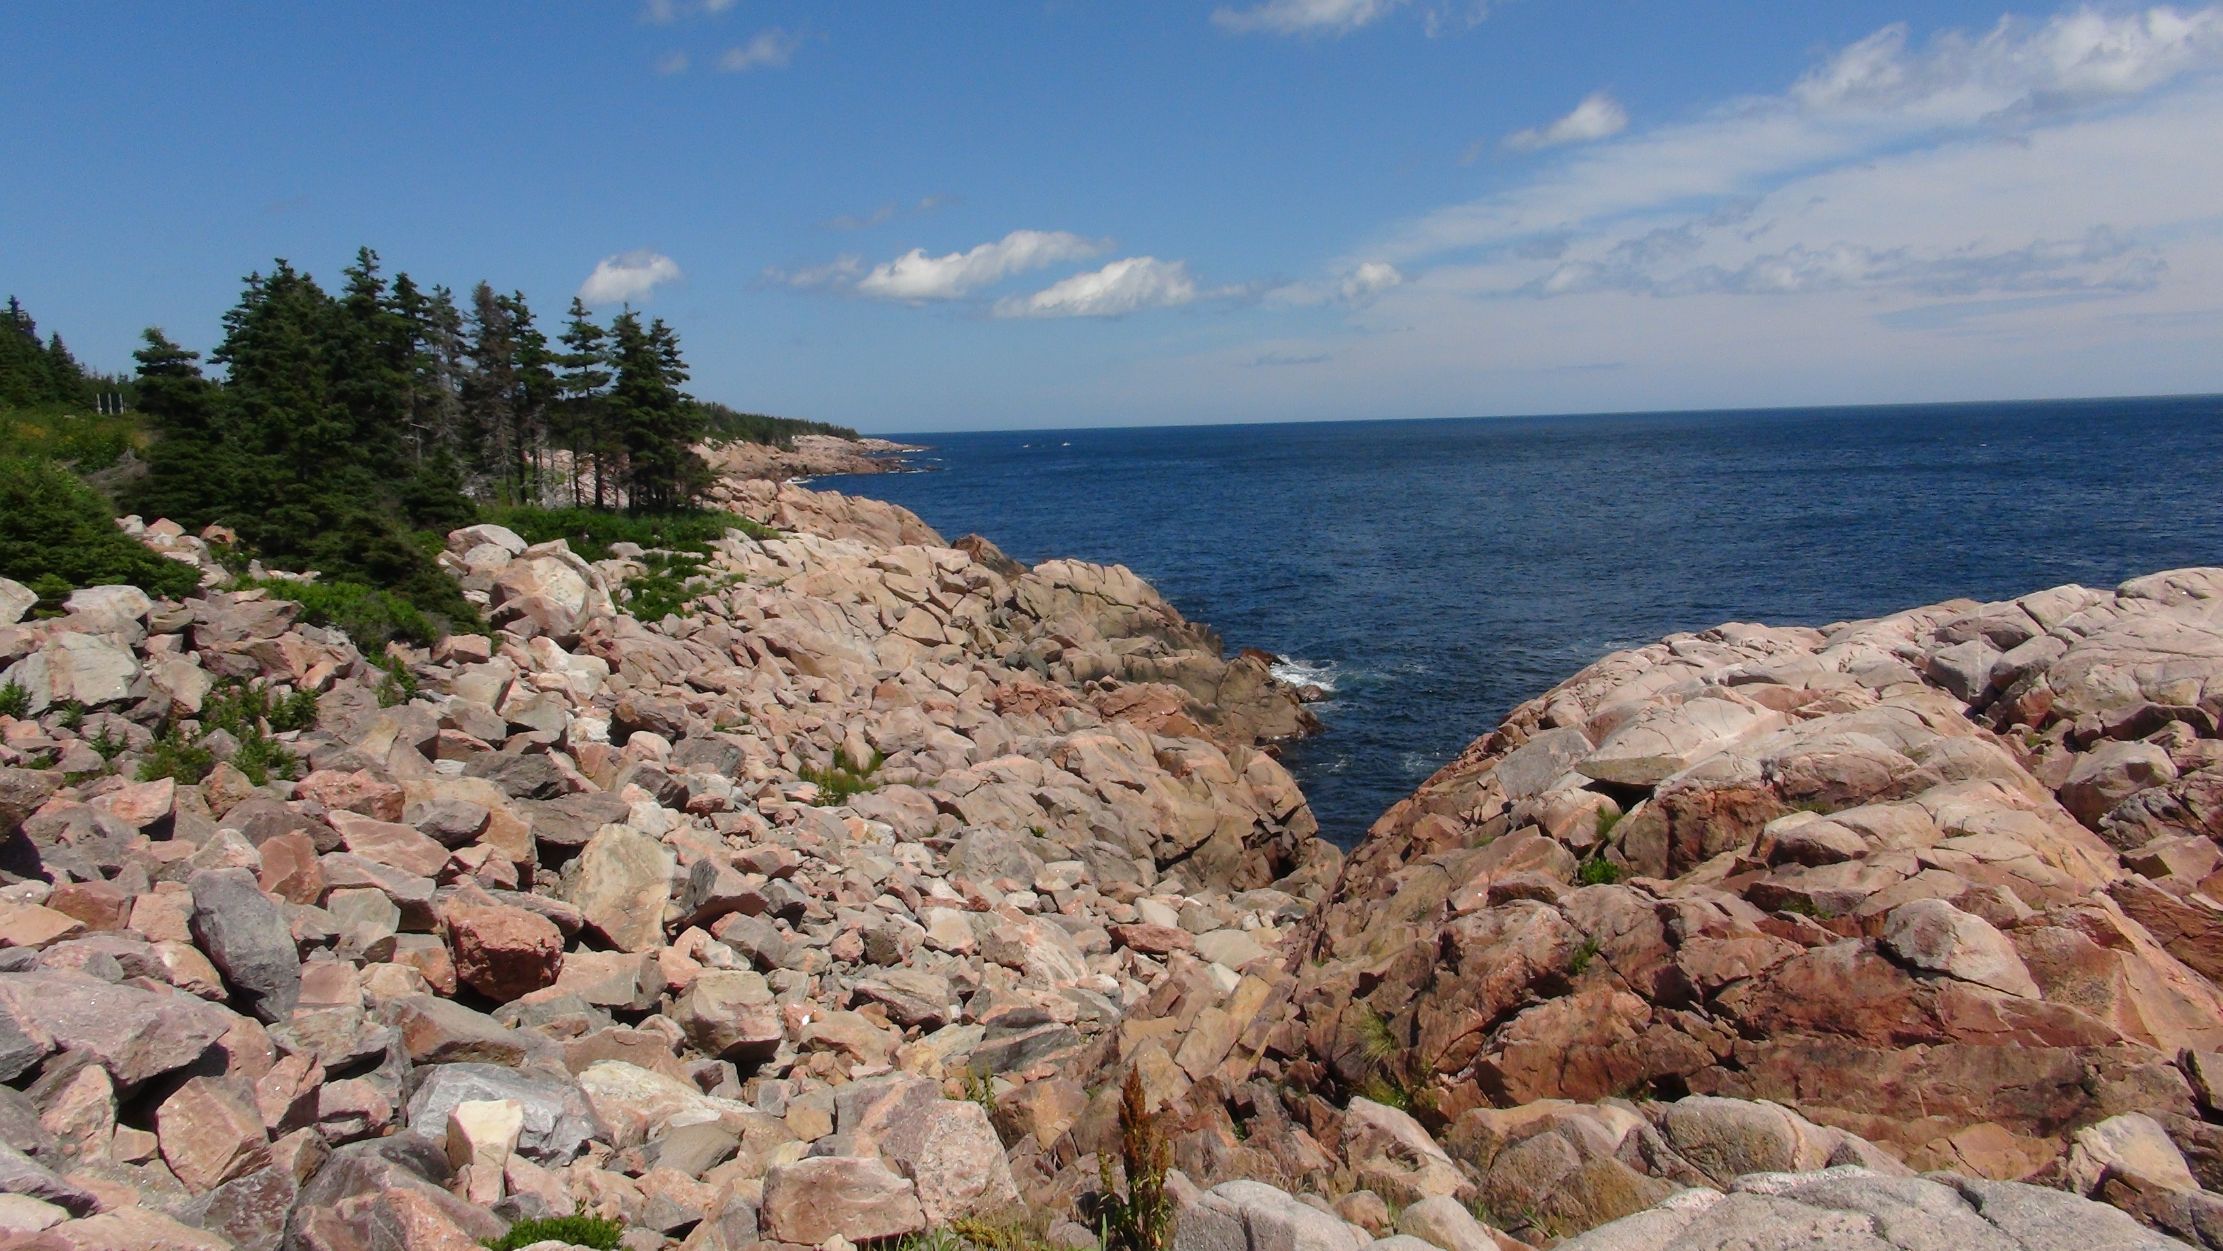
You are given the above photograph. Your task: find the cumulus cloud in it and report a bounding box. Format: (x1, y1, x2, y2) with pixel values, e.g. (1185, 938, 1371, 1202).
(578, 251, 682, 305)
(1212, 0, 1403, 36)
(719, 28, 801, 72)
(1338, 261, 1406, 303)
(996, 258, 1201, 318)
(1504, 91, 1629, 151)
(654, 51, 690, 76)
(851, 230, 1108, 302)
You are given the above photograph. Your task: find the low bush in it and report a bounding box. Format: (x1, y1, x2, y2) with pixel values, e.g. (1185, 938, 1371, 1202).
(799, 750, 884, 804)
(240, 577, 446, 650)
(486, 505, 774, 560)
(1576, 856, 1623, 886)
(0, 456, 201, 600)
(482, 1213, 623, 1251)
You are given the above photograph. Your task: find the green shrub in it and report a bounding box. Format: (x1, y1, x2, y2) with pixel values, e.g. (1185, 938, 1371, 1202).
(1569, 936, 1603, 976)
(88, 725, 126, 762)
(0, 456, 202, 600)
(375, 655, 420, 708)
(486, 505, 774, 560)
(1576, 856, 1623, 886)
(240, 577, 444, 649)
(482, 1213, 624, 1251)
(138, 724, 216, 784)
(0, 680, 28, 719)
(798, 750, 883, 804)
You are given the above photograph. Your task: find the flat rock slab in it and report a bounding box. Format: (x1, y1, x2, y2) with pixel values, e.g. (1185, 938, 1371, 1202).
(1554, 1167, 2192, 1251)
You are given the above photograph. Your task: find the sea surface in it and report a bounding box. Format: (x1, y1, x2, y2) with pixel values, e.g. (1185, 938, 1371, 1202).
(819, 396, 2223, 846)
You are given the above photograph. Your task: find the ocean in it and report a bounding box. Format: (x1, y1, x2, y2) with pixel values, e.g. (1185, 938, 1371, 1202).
(821, 395, 2223, 846)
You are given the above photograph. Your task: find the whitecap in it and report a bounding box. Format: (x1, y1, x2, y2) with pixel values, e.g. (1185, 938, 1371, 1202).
(1270, 656, 1339, 693)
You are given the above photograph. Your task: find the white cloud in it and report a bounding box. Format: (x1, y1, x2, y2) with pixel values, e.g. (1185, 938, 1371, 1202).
(719, 28, 801, 73)
(1128, 6, 2223, 426)
(765, 256, 864, 290)
(1338, 261, 1405, 303)
(641, 0, 736, 24)
(852, 230, 1108, 302)
(1212, 0, 1403, 36)
(578, 251, 682, 305)
(1378, 6, 2223, 266)
(1504, 91, 1629, 151)
(996, 258, 1201, 318)
(1264, 261, 1407, 307)
(654, 51, 690, 76)
(1792, 7, 2223, 116)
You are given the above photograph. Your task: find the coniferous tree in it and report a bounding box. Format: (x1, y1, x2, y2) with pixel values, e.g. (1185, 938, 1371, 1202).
(461, 282, 519, 501)
(129, 329, 233, 527)
(608, 311, 707, 513)
(504, 291, 558, 505)
(556, 297, 615, 507)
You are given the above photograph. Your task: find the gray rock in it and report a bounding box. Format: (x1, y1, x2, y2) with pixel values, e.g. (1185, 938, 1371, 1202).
(1176, 1180, 1370, 1251)
(0, 970, 229, 1088)
(1554, 1167, 2191, 1250)
(402, 1063, 600, 1165)
(0, 1143, 96, 1216)
(189, 868, 302, 1022)
(0, 578, 33, 627)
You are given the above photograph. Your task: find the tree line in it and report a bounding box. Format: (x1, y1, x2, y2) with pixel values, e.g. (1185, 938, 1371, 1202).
(1, 247, 861, 635)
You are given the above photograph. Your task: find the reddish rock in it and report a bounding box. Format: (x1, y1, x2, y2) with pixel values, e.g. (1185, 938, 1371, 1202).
(295, 768, 406, 822)
(1110, 922, 1197, 956)
(157, 1076, 271, 1194)
(444, 902, 563, 1002)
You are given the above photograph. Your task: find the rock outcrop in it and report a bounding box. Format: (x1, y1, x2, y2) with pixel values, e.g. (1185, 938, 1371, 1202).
(1098, 569, 2223, 1245)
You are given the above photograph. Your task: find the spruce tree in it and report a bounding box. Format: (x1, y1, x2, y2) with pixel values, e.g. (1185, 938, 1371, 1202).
(556, 297, 614, 507)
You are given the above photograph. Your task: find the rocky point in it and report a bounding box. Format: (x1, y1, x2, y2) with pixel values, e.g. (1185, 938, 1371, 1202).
(0, 454, 2217, 1251)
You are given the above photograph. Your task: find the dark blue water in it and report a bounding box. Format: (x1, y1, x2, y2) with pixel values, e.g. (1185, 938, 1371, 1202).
(820, 396, 2223, 846)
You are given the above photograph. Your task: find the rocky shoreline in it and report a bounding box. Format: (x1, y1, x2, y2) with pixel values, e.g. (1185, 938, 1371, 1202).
(703, 435, 926, 484)
(0, 469, 2217, 1250)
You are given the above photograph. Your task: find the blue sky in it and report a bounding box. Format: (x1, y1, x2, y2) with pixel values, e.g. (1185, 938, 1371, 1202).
(5, 2, 2221, 432)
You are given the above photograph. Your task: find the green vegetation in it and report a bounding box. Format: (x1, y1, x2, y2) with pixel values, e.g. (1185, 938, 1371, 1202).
(486, 503, 776, 559)
(1594, 806, 1623, 838)
(0, 680, 28, 719)
(695, 399, 859, 447)
(135, 678, 311, 786)
(964, 1069, 999, 1117)
(799, 750, 885, 804)
(1097, 1068, 1174, 1251)
(482, 1213, 623, 1251)
(1576, 855, 1623, 886)
(1569, 935, 1603, 976)
(0, 456, 202, 604)
(240, 576, 448, 650)
(375, 655, 421, 708)
(137, 724, 217, 785)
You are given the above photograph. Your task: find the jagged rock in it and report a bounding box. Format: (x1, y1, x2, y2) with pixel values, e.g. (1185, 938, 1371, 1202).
(188, 867, 301, 1022)
(0, 971, 229, 1088)
(403, 1063, 600, 1165)
(157, 1075, 270, 1194)
(444, 902, 562, 1002)
(672, 969, 783, 1064)
(567, 824, 672, 952)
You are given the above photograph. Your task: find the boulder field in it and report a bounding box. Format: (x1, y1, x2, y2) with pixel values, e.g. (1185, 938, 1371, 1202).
(0, 472, 2217, 1250)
